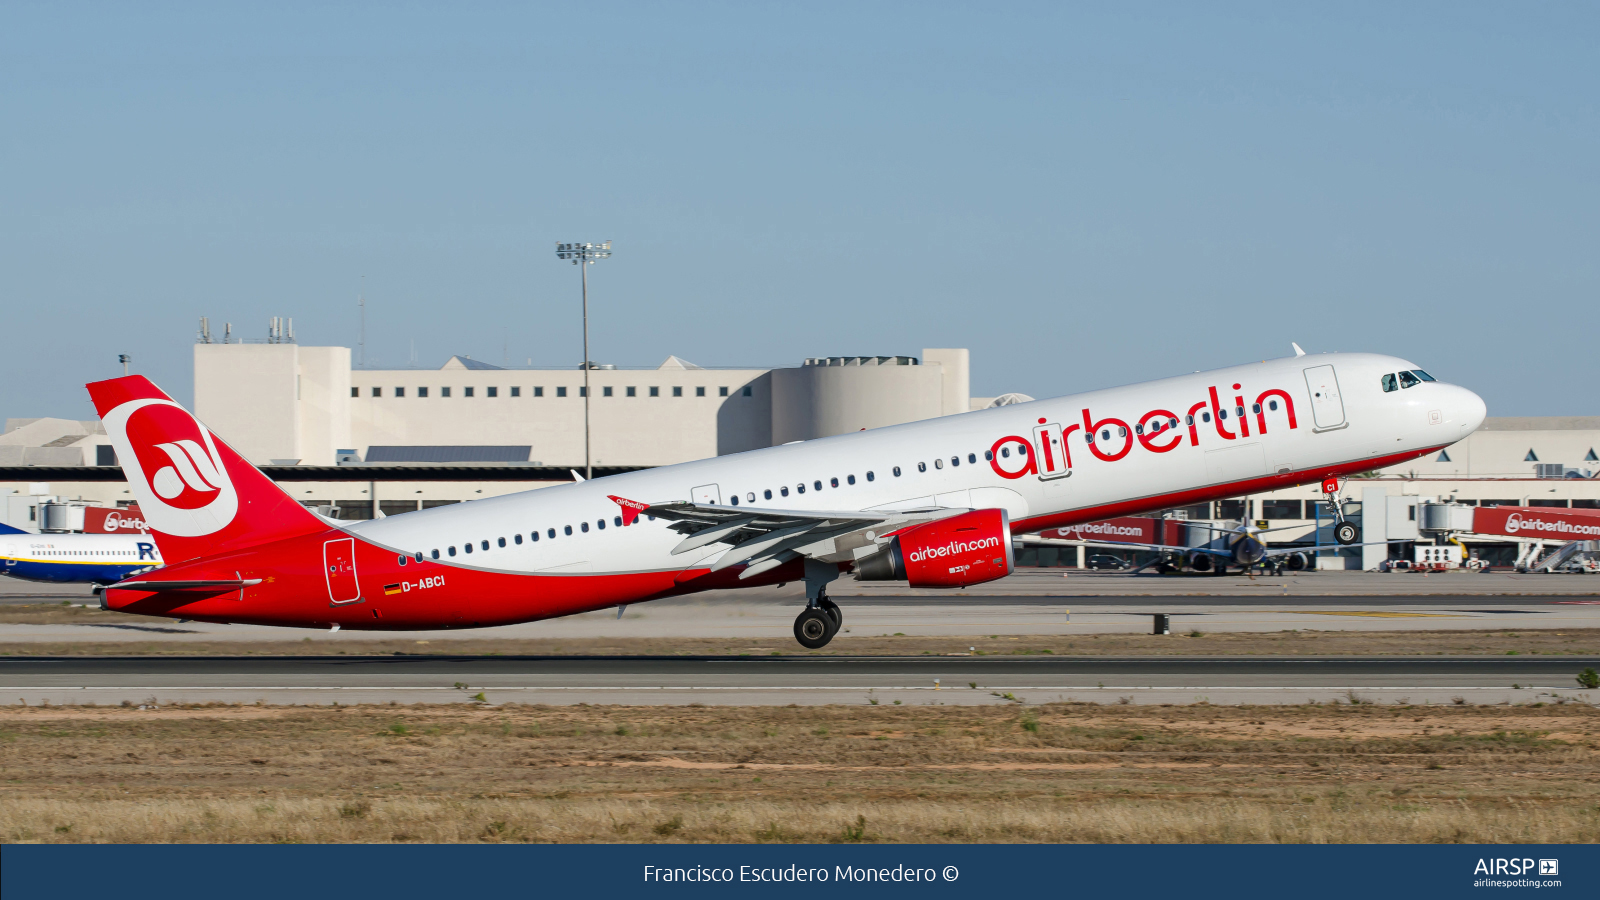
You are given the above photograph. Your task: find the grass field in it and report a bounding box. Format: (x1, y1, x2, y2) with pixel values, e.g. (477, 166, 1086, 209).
(3, 700, 1597, 843)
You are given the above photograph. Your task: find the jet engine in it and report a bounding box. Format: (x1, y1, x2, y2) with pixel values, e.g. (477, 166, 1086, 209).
(855, 508, 1014, 588)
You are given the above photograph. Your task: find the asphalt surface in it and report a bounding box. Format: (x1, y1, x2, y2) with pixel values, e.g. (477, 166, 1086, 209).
(6, 654, 1598, 708)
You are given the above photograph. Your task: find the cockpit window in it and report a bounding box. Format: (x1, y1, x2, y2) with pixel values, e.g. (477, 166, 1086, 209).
(1381, 373, 1398, 393)
(1410, 369, 1435, 382)
(1398, 370, 1421, 389)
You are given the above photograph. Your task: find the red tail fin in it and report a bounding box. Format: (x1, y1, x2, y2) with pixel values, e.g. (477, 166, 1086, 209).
(87, 376, 328, 565)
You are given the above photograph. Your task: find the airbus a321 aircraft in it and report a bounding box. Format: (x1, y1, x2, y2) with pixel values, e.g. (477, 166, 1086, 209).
(90, 349, 1485, 648)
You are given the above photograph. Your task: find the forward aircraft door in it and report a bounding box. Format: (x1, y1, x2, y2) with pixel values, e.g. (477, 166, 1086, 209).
(1303, 365, 1347, 430)
(323, 537, 360, 604)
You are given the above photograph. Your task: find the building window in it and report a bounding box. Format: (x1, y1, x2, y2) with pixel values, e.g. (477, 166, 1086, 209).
(533, 386, 543, 397)
(696, 386, 706, 397)
(511, 386, 520, 397)
(719, 386, 729, 396)
(673, 386, 683, 397)
(579, 386, 587, 397)
(369, 387, 380, 397)
(394, 387, 405, 398)
(742, 385, 752, 396)
(1261, 500, 1302, 519)
(487, 387, 498, 398)
(603, 386, 613, 397)
(627, 386, 636, 397)
(418, 387, 429, 398)
(556, 387, 567, 398)
(650, 386, 660, 397)
(442, 387, 452, 398)
(351, 387, 358, 398)
(465, 387, 475, 397)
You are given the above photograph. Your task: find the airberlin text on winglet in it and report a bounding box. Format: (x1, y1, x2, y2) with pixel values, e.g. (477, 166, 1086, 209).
(987, 380, 1297, 479)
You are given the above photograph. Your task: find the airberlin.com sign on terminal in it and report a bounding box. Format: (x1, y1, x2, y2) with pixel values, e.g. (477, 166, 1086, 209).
(1473, 506, 1600, 540)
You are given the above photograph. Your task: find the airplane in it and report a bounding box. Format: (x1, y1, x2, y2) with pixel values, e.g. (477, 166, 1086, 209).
(0, 521, 163, 585)
(89, 349, 1485, 648)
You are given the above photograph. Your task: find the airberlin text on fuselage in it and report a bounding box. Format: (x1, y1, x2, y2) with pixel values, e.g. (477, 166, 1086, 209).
(906, 535, 1001, 563)
(988, 381, 1298, 479)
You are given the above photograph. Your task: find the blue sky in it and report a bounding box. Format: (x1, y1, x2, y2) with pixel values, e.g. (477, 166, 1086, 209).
(3, 2, 1595, 423)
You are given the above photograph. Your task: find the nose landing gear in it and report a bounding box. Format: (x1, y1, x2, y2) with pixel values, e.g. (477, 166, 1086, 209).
(1323, 476, 1361, 545)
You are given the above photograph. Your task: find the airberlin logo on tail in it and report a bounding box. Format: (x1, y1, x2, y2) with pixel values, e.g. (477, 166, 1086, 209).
(907, 535, 1000, 563)
(102, 399, 239, 537)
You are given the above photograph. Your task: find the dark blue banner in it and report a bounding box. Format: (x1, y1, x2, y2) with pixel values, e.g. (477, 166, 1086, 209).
(4, 844, 1593, 899)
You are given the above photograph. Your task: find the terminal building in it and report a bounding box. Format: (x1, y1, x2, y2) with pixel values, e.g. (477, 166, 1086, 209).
(2, 325, 1595, 570)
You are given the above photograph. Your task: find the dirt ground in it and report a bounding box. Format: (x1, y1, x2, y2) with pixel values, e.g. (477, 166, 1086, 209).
(2, 701, 1596, 843)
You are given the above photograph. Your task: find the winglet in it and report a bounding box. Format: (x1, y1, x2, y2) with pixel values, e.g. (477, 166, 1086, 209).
(1291, 342, 1306, 357)
(608, 495, 650, 526)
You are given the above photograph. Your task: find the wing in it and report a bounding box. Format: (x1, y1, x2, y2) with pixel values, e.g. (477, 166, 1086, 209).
(611, 495, 925, 580)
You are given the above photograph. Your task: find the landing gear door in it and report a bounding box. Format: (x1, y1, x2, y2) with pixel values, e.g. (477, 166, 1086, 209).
(691, 484, 722, 505)
(1302, 365, 1347, 430)
(323, 537, 360, 604)
(1032, 422, 1070, 480)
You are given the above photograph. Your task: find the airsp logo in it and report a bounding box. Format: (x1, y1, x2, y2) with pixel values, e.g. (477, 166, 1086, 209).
(102, 399, 239, 537)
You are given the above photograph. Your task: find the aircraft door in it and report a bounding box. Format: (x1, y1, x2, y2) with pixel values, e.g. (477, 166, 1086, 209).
(1303, 365, 1347, 430)
(691, 484, 722, 505)
(323, 537, 361, 604)
(1032, 422, 1070, 479)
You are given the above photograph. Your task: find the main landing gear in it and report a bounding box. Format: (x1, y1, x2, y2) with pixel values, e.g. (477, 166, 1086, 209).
(793, 559, 843, 650)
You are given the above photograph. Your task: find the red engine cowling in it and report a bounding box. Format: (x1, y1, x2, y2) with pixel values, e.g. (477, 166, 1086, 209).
(854, 508, 1014, 588)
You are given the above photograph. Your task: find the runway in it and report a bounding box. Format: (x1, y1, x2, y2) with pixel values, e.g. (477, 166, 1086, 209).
(7, 654, 1597, 708)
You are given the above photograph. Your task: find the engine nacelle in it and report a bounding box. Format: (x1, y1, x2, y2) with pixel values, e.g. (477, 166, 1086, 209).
(854, 508, 1014, 588)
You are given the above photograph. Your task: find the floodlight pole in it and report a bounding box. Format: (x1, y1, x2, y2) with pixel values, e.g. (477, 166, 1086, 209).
(556, 241, 612, 481)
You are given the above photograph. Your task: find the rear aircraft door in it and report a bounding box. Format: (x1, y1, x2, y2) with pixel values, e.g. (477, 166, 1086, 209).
(1302, 365, 1347, 430)
(691, 484, 722, 505)
(323, 537, 361, 604)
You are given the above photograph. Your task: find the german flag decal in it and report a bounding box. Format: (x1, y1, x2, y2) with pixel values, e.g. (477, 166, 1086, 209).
(383, 583, 403, 595)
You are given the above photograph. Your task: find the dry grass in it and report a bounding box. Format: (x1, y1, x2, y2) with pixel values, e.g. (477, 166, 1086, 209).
(3, 625, 1600, 658)
(2, 701, 1597, 843)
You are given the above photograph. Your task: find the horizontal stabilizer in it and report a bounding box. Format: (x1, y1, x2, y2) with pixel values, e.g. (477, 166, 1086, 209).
(110, 579, 262, 591)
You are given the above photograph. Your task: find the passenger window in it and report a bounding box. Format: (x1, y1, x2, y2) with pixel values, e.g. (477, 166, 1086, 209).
(546, 529, 555, 539)
(497, 537, 505, 547)
(731, 495, 739, 505)
(781, 486, 790, 497)
(614, 516, 622, 527)
(449, 546, 457, 556)
(398, 554, 408, 566)
(797, 484, 805, 494)
(414, 551, 424, 562)
(464, 543, 473, 554)
(481, 540, 489, 551)
(1252, 403, 1261, 414)
(918, 462, 927, 472)
(514, 534, 523, 544)
(984, 451, 992, 461)
(846, 475, 855, 485)
(950, 456, 959, 467)
(1203, 412, 1212, 422)
(892, 466, 901, 476)
(1412, 370, 1435, 382)
(866, 471, 874, 482)
(1381, 373, 1398, 392)
(934, 458, 944, 469)
(1398, 370, 1421, 389)
(814, 480, 823, 491)
(597, 519, 605, 529)
(830, 477, 839, 488)
(747, 492, 756, 502)
(581, 522, 589, 532)
(433, 549, 441, 559)
(967, 453, 976, 464)
(564, 525, 573, 536)
(1135, 424, 1144, 435)
(1268, 400, 1279, 411)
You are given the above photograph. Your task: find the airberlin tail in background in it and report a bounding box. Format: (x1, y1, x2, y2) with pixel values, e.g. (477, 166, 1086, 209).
(87, 376, 327, 564)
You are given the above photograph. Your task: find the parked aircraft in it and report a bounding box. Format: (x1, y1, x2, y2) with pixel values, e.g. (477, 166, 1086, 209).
(1024, 511, 1372, 576)
(90, 349, 1484, 647)
(0, 522, 162, 585)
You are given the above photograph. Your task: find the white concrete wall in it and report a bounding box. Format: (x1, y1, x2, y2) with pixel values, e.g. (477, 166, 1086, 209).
(923, 348, 971, 417)
(770, 361, 947, 444)
(295, 346, 351, 466)
(1379, 417, 1600, 478)
(194, 344, 301, 464)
